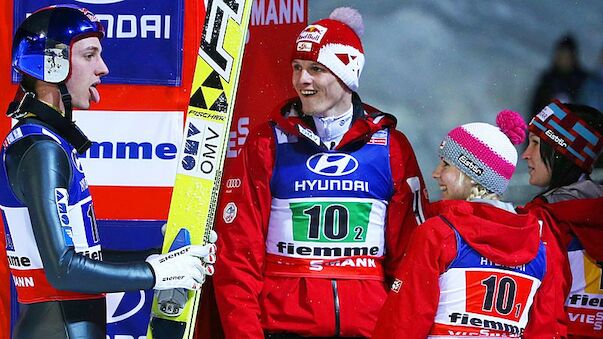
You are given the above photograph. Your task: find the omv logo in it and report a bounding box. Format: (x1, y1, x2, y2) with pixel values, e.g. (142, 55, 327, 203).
(106, 291, 146, 323)
(306, 153, 359, 177)
(76, 0, 125, 4)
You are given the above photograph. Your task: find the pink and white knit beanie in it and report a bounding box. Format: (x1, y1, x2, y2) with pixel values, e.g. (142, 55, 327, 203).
(292, 7, 365, 91)
(438, 110, 527, 195)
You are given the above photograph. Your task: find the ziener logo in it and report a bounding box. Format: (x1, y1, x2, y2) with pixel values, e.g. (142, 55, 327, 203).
(306, 153, 359, 177)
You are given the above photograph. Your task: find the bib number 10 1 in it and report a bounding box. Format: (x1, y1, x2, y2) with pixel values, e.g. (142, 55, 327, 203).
(466, 271, 535, 321)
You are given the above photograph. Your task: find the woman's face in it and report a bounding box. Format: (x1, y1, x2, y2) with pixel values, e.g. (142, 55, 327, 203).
(432, 159, 474, 200)
(522, 133, 552, 187)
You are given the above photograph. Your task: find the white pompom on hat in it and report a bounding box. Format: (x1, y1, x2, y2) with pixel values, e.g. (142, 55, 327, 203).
(292, 7, 365, 91)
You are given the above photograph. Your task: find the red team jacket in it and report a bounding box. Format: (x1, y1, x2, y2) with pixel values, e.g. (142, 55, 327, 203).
(522, 196, 603, 338)
(213, 97, 428, 338)
(372, 200, 562, 338)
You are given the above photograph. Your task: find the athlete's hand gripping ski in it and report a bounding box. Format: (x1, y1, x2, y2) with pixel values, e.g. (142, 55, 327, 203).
(146, 230, 217, 290)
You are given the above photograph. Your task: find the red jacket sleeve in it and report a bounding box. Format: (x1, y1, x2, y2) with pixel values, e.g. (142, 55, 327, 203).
(213, 123, 275, 339)
(383, 129, 429, 279)
(372, 217, 457, 339)
(544, 198, 603, 261)
(522, 208, 569, 339)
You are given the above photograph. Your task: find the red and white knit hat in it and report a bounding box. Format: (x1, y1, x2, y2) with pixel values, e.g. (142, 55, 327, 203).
(292, 7, 365, 91)
(438, 110, 527, 195)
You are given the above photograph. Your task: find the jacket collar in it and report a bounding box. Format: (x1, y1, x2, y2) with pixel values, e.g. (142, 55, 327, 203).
(270, 93, 397, 150)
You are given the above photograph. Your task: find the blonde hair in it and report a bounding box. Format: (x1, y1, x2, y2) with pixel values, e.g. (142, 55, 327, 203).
(457, 170, 500, 201)
(467, 184, 500, 201)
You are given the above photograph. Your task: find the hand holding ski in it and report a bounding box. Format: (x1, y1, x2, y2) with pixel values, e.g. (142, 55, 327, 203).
(146, 243, 216, 291)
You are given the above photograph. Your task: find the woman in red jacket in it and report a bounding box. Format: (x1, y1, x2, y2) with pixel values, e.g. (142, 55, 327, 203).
(521, 101, 603, 338)
(373, 110, 562, 338)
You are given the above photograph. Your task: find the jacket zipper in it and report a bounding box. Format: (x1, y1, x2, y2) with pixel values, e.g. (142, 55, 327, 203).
(331, 279, 340, 336)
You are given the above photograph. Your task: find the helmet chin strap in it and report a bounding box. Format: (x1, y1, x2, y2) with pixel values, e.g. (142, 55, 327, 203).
(6, 86, 27, 119)
(7, 89, 91, 154)
(58, 82, 73, 122)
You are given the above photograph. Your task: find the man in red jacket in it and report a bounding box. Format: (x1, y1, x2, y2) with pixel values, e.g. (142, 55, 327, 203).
(213, 7, 428, 339)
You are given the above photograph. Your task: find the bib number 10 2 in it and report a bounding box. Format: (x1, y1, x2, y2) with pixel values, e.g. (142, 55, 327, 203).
(290, 202, 371, 243)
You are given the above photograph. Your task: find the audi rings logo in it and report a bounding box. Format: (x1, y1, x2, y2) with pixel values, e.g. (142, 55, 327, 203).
(306, 153, 359, 177)
(226, 178, 241, 188)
